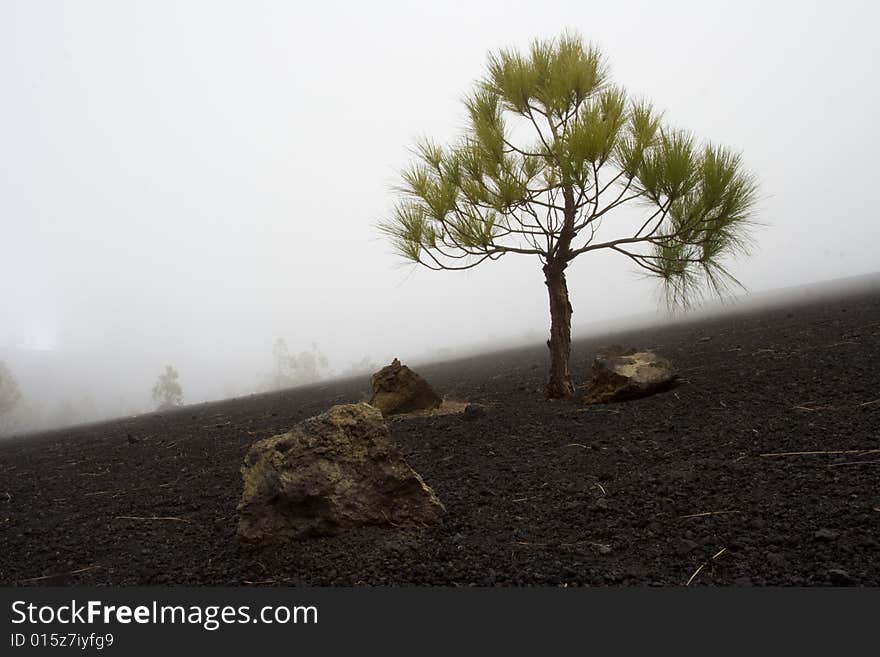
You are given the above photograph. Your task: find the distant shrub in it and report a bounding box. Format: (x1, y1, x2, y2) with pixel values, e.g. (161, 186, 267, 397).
(0, 361, 21, 415)
(152, 365, 184, 409)
(47, 399, 80, 428)
(0, 361, 22, 435)
(341, 356, 378, 377)
(258, 339, 329, 391)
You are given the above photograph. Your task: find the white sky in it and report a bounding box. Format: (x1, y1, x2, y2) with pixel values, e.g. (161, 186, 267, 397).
(1, 0, 878, 413)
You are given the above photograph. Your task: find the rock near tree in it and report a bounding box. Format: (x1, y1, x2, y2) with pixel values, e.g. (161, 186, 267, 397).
(236, 403, 445, 543)
(584, 346, 677, 404)
(368, 358, 442, 416)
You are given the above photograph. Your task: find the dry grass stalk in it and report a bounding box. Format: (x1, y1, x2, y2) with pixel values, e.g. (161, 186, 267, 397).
(114, 515, 192, 523)
(679, 510, 739, 519)
(760, 449, 880, 458)
(686, 546, 728, 586)
(16, 564, 100, 585)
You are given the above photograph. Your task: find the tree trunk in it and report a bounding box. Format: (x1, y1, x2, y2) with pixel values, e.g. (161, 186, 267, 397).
(544, 263, 575, 398)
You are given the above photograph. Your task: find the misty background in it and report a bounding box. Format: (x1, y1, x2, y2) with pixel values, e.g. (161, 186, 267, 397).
(1, 0, 878, 433)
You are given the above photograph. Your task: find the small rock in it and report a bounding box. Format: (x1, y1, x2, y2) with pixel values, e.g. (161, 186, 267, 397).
(826, 569, 856, 586)
(766, 552, 787, 567)
(598, 544, 613, 555)
(368, 359, 442, 416)
(463, 403, 487, 420)
(814, 528, 838, 541)
(595, 497, 609, 510)
(730, 536, 752, 550)
(584, 346, 677, 404)
(674, 538, 699, 556)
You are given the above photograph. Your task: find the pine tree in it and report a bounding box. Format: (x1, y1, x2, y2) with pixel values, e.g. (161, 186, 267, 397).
(380, 31, 758, 397)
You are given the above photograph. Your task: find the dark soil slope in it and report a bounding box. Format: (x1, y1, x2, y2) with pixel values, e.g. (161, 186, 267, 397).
(1, 289, 879, 586)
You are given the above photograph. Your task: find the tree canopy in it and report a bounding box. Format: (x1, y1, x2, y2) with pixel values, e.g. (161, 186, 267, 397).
(380, 31, 758, 307)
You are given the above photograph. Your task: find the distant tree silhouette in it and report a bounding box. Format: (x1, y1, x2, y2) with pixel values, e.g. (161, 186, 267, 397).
(259, 339, 329, 391)
(380, 31, 758, 398)
(47, 399, 79, 429)
(0, 361, 22, 434)
(152, 365, 183, 409)
(342, 355, 378, 377)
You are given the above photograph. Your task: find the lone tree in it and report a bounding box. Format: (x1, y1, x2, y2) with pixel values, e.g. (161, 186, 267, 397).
(0, 361, 22, 429)
(152, 365, 183, 409)
(380, 32, 758, 398)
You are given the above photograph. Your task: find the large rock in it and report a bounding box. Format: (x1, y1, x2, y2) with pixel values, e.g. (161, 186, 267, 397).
(584, 346, 677, 404)
(369, 358, 442, 416)
(236, 403, 445, 542)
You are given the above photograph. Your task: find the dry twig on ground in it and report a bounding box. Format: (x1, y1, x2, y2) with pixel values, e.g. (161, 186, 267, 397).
(114, 515, 192, 523)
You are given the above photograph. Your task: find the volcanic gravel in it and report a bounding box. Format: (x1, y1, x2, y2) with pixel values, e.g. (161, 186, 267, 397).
(1, 289, 878, 586)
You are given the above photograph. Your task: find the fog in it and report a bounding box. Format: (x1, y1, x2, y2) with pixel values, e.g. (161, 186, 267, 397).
(2, 0, 878, 433)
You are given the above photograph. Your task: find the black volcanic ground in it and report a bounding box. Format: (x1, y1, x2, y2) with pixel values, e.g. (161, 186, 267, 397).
(1, 288, 878, 586)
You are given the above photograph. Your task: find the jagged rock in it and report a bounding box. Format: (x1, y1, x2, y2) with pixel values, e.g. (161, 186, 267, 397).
(584, 346, 677, 404)
(369, 358, 442, 416)
(236, 403, 445, 542)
